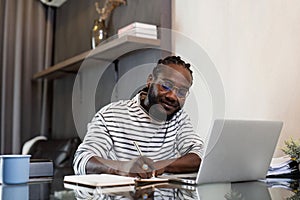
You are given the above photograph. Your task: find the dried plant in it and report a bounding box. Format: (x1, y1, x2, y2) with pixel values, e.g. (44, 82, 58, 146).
(95, 0, 126, 21)
(286, 191, 300, 200)
(282, 138, 300, 163)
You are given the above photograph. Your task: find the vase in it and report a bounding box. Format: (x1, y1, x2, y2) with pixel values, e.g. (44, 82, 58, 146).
(91, 19, 108, 49)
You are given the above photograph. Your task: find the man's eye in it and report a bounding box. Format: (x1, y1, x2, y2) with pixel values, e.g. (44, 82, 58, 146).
(178, 89, 188, 97)
(161, 83, 172, 91)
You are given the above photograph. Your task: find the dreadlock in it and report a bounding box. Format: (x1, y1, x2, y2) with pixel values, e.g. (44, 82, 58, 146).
(139, 56, 193, 93)
(153, 56, 193, 84)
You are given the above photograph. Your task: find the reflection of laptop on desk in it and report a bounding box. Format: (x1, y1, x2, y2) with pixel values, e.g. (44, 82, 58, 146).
(195, 181, 271, 200)
(160, 119, 283, 185)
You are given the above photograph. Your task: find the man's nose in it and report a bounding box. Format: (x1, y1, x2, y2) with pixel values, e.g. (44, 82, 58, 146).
(165, 89, 178, 101)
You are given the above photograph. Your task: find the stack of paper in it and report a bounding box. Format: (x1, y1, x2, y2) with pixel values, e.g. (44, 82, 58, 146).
(267, 156, 296, 176)
(118, 22, 157, 39)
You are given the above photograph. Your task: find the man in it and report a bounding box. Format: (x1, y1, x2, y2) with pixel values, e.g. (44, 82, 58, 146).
(73, 56, 204, 178)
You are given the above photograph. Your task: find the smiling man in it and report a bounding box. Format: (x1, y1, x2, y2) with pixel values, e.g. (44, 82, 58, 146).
(73, 56, 204, 178)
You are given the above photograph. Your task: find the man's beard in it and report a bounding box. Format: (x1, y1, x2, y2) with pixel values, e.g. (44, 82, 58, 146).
(146, 85, 180, 121)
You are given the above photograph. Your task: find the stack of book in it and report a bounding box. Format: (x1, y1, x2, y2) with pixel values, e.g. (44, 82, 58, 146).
(267, 156, 300, 178)
(118, 22, 158, 39)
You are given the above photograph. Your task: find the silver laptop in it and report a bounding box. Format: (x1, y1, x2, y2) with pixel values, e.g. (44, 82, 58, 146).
(163, 119, 283, 185)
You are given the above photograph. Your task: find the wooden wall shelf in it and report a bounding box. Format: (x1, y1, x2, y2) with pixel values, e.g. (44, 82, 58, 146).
(33, 35, 161, 80)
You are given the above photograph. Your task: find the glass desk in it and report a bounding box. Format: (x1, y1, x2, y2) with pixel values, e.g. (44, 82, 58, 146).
(0, 177, 299, 200)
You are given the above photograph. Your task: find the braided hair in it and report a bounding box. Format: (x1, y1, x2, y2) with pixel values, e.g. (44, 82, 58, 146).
(153, 56, 193, 84)
(139, 56, 193, 93)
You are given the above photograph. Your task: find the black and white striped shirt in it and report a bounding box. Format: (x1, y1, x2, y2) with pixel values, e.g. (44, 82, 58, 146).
(73, 93, 204, 175)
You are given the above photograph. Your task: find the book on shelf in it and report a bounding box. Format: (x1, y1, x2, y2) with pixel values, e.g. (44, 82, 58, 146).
(118, 22, 158, 39)
(118, 29, 157, 39)
(118, 27, 157, 35)
(118, 22, 157, 34)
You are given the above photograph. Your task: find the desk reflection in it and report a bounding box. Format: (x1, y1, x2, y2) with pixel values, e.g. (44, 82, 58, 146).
(69, 181, 274, 200)
(0, 184, 29, 200)
(3, 179, 296, 200)
(73, 186, 197, 200)
(197, 181, 271, 200)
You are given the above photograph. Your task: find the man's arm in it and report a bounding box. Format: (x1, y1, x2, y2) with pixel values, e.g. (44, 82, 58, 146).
(86, 156, 156, 178)
(154, 153, 201, 175)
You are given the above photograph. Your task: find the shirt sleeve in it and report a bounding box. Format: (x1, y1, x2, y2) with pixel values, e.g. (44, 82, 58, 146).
(175, 113, 204, 160)
(73, 108, 114, 175)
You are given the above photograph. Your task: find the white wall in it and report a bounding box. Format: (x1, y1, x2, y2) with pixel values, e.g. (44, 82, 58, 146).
(173, 0, 300, 156)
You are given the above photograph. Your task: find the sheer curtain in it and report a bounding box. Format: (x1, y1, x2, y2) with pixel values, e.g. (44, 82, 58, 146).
(0, 0, 54, 153)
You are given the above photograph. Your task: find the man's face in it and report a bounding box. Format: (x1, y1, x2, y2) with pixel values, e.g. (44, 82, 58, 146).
(146, 64, 192, 120)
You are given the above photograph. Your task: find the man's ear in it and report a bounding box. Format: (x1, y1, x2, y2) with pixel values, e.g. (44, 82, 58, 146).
(147, 74, 153, 87)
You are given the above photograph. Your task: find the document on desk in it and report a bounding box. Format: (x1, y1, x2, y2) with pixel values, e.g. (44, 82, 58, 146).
(64, 175, 186, 196)
(63, 174, 169, 188)
(267, 156, 296, 176)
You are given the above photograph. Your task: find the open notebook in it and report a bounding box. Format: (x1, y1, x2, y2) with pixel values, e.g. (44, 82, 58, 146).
(63, 174, 171, 194)
(64, 174, 169, 187)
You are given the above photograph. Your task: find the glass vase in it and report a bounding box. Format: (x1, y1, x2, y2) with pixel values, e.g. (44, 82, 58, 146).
(91, 19, 108, 49)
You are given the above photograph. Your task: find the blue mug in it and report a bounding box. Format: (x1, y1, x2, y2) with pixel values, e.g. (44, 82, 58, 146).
(0, 155, 31, 184)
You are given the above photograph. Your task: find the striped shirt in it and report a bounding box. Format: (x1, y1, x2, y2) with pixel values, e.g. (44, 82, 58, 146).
(73, 93, 204, 175)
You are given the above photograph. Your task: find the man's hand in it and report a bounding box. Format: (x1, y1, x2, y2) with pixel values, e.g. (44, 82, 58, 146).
(118, 156, 155, 178)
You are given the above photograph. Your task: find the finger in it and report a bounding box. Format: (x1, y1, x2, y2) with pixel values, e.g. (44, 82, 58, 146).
(136, 166, 153, 179)
(137, 171, 148, 179)
(128, 171, 148, 179)
(155, 168, 165, 176)
(137, 172, 153, 179)
(152, 170, 156, 177)
(149, 171, 155, 178)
